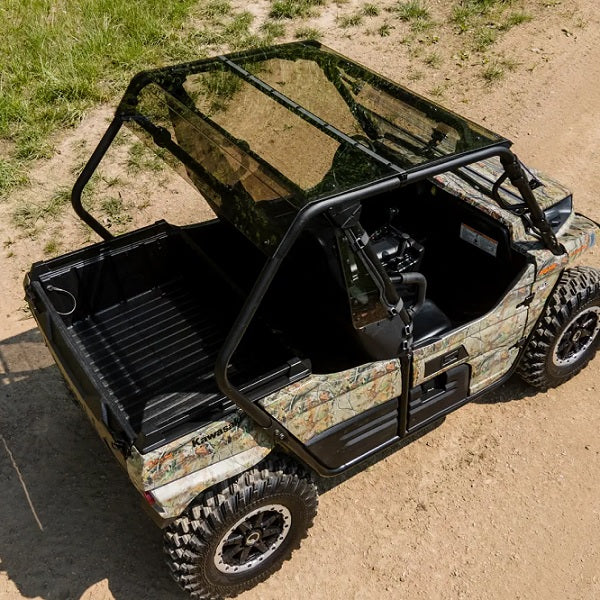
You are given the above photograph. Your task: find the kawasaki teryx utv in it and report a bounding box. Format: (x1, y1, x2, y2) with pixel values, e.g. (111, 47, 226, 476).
(25, 42, 599, 599)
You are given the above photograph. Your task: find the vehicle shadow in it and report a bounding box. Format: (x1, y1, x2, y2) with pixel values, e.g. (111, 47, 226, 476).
(472, 374, 536, 404)
(0, 328, 187, 600)
(315, 373, 536, 494)
(0, 328, 539, 599)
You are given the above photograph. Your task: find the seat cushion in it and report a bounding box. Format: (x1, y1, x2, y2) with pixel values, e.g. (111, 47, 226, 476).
(412, 299, 453, 344)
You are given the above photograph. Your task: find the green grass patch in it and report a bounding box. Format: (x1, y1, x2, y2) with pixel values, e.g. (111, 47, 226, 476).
(269, 0, 326, 19)
(424, 51, 442, 67)
(101, 196, 132, 227)
(0, 0, 200, 162)
(362, 3, 380, 16)
(452, 0, 522, 34)
(13, 185, 72, 229)
(0, 0, 286, 198)
(482, 62, 505, 82)
(500, 11, 532, 30)
(338, 13, 363, 28)
(127, 143, 165, 173)
(393, 1, 434, 32)
(378, 22, 394, 36)
(43, 237, 61, 255)
(473, 27, 498, 51)
(0, 159, 29, 196)
(198, 0, 233, 20)
(261, 21, 287, 39)
(451, 0, 531, 52)
(394, 1, 431, 22)
(295, 26, 323, 39)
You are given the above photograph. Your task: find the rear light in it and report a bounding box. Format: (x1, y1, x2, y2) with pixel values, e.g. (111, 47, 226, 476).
(144, 491, 156, 505)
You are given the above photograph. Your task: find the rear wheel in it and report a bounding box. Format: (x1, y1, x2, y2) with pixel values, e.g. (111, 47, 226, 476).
(518, 267, 600, 389)
(164, 460, 318, 599)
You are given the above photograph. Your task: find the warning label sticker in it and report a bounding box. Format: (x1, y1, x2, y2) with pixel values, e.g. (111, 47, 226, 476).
(459, 223, 498, 257)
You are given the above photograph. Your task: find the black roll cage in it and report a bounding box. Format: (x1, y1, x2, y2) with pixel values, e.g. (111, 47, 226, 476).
(70, 46, 566, 476)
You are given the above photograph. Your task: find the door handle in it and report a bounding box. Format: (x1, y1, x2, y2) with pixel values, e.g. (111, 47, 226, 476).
(441, 349, 460, 367)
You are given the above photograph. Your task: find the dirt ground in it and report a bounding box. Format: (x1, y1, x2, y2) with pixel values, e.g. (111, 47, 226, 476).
(1, 1, 599, 599)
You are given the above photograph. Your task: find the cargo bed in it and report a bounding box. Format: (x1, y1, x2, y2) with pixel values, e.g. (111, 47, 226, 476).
(27, 221, 306, 453)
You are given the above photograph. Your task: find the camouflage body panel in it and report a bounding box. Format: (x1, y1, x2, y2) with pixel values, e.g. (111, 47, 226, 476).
(434, 156, 571, 214)
(411, 191, 597, 394)
(259, 359, 402, 443)
(147, 447, 269, 518)
(124, 360, 402, 517)
(412, 265, 534, 390)
(525, 213, 597, 278)
(126, 412, 272, 492)
(124, 161, 594, 520)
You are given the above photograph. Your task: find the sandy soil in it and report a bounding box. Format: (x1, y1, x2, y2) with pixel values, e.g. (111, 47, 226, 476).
(1, 1, 599, 599)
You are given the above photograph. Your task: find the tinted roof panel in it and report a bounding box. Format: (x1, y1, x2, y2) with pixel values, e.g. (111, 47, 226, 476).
(119, 42, 508, 251)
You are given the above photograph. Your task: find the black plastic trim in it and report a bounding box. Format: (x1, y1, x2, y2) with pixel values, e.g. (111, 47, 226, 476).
(407, 363, 470, 431)
(424, 345, 469, 378)
(306, 398, 399, 469)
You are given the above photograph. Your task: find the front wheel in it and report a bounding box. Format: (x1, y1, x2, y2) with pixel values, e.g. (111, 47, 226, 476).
(164, 460, 318, 599)
(518, 267, 600, 389)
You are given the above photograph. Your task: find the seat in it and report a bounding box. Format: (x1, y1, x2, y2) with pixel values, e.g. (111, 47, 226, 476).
(412, 299, 453, 345)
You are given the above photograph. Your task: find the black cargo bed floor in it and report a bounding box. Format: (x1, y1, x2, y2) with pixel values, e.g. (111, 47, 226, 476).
(69, 277, 288, 451)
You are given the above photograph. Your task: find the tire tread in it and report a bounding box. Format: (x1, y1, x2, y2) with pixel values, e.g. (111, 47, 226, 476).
(518, 267, 600, 389)
(163, 458, 318, 600)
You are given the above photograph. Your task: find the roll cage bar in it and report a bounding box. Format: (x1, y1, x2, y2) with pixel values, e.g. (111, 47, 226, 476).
(70, 45, 566, 476)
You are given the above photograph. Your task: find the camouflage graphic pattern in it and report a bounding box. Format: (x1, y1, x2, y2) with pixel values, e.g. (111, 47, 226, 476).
(452, 157, 571, 211)
(433, 157, 570, 220)
(149, 447, 269, 518)
(469, 346, 521, 393)
(123, 157, 596, 518)
(127, 412, 272, 491)
(523, 271, 562, 337)
(412, 266, 534, 390)
(527, 214, 597, 277)
(260, 360, 402, 443)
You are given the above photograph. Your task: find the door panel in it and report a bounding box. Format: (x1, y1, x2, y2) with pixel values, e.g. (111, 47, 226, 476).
(412, 264, 535, 393)
(306, 398, 399, 469)
(259, 359, 402, 443)
(408, 364, 470, 431)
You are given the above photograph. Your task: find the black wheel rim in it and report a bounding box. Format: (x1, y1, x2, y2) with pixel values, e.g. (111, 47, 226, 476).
(553, 306, 600, 367)
(214, 504, 292, 574)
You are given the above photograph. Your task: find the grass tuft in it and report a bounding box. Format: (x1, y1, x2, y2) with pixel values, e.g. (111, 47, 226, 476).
(378, 22, 393, 36)
(101, 196, 132, 227)
(338, 13, 363, 28)
(269, 0, 325, 19)
(395, 0, 431, 22)
(13, 185, 72, 229)
(362, 3, 380, 16)
(482, 62, 505, 82)
(424, 51, 442, 67)
(127, 143, 165, 173)
(44, 238, 60, 256)
(0, 159, 29, 196)
(500, 11, 532, 30)
(295, 26, 323, 39)
(393, 1, 434, 32)
(261, 21, 287, 39)
(472, 26, 498, 51)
